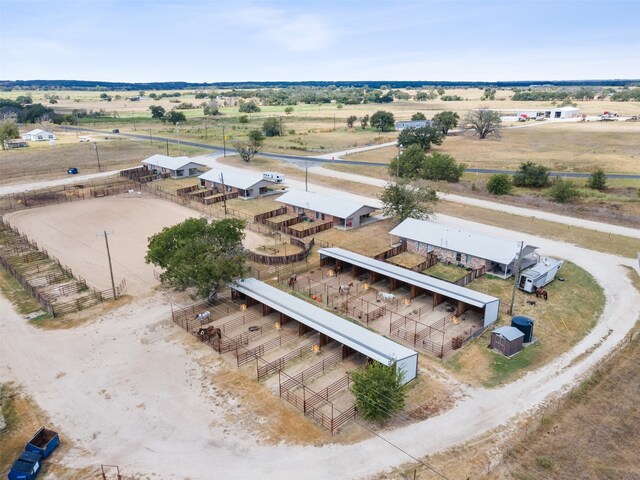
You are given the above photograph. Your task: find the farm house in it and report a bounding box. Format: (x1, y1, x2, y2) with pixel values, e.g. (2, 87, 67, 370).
(231, 278, 418, 384)
(141, 154, 205, 179)
(390, 218, 538, 279)
(22, 129, 56, 141)
(198, 169, 276, 199)
(394, 120, 432, 130)
(318, 247, 500, 328)
(490, 326, 524, 357)
(276, 190, 377, 230)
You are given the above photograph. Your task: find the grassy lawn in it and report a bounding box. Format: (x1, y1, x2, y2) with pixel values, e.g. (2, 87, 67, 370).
(386, 251, 426, 269)
(424, 262, 468, 282)
(0, 266, 49, 320)
(446, 261, 605, 387)
(314, 218, 397, 255)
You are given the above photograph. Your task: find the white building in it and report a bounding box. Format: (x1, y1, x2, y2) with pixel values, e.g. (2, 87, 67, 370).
(502, 106, 582, 120)
(141, 154, 205, 179)
(394, 120, 431, 130)
(22, 129, 56, 141)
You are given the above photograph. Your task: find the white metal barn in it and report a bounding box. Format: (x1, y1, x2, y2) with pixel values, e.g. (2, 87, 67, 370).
(231, 278, 419, 384)
(141, 154, 205, 179)
(22, 129, 56, 141)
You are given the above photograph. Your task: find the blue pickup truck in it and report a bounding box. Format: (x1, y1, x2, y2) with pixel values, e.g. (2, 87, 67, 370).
(8, 428, 59, 480)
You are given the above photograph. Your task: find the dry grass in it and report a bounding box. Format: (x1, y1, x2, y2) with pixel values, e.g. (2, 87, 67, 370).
(447, 262, 605, 387)
(386, 251, 426, 269)
(424, 262, 468, 282)
(436, 200, 640, 259)
(314, 218, 397, 256)
(225, 196, 283, 216)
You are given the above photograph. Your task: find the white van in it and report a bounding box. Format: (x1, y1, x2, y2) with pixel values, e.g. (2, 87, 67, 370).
(78, 136, 90, 142)
(263, 172, 285, 183)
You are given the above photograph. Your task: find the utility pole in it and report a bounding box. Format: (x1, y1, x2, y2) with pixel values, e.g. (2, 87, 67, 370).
(509, 241, 525, 315)
(94, 143, 101, 171)
(149, 129, 153, 144)
(165, 138, 169, 156)
(333, 114, 336, 131)
(175, 122, 180, 155)
(100, 230, 117, 299)
(220, 172, 228, 216)
(305, 165, 308, 191)
(222, 125, 226, 157)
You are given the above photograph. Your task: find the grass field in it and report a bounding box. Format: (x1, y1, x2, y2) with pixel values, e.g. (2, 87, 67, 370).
(424, 262, 468, 282)
(314, 218, 397, 256)
(446, 262, 604, 387)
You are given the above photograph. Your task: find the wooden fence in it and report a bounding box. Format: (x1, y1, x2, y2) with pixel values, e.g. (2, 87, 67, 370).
(254, 207, 287, 224)
(247, 237, 315, 266)
(453, 266, 486, 286)
(373, 242, 407, 261)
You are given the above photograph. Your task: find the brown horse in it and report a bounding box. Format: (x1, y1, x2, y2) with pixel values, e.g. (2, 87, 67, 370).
(534, 288, 548, 301)
(198, 326, 221, 340)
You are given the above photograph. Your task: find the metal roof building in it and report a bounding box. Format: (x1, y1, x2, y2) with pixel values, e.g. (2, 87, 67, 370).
(231, 278, 418, 384)
(198, 169, 275, 198)
(318, 247, 500, 327)
(490, 326, 524, 357)
(141, 154, 205, 178)
(276, 190, 377, 229)
(390, 218, 538, 278)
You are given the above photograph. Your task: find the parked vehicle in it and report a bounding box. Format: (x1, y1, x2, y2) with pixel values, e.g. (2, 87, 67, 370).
(111, 128, 120, 134)
(518, 257, 564, 293)
(8, 450, 42, 480)
(78, 136, 90, 142)
(67, 167, 78, 175)
(25, 427, 60, 459)
(262, 171, 285, 183)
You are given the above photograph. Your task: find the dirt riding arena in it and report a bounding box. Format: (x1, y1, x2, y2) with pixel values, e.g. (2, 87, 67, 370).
(3, 194, 278, 297)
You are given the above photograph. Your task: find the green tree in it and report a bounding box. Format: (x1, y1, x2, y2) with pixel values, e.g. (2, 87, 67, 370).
(263, 117, 282, 137)
(422, 152, 465, 182)
(379, 181, 437, 222)
(163, 110, 187, 124)
(233, 129, 264, 163)
(351, 361, 407, 422)
(239, 101, 261, 113)
(463, 108, 501, 139)
(389, 144, 426, 179)
(149, 105, 165, 119)
(397, 126, 444, 151)
(550, 179, 580, 203)
(284, 106, 294, 115)
(0, 117, 20, 150)
(346, 115, 357, 128)
(370, 110, 395, 131)
(586, 168, 607, 190)
(487, 174, 513, 195)
(513, 161, 550, 188)
(203, 100, 220, 116)
(238, 115, 249, 124)
(411, 112, 426, 121)
(360, 114, 370, 129)
(432, 111, 460, 135)
(15, 95, 32, 105)
(145, 217, 248, 298)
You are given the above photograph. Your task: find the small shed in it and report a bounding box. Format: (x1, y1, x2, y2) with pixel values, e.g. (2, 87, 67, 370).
(490, 326, 524, 357)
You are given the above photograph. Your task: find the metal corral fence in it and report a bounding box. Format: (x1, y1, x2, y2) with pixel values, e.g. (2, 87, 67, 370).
(0, 178, 139, 213)
(0, 217, 125, 316)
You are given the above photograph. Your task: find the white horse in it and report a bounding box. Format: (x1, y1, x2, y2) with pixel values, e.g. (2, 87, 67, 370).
(378, 292, 396, 301)
(195, 311, 211, 325)
(339, 282, 354, 295)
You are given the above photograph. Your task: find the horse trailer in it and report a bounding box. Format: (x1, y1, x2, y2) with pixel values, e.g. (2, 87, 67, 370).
(262, 172, 285, 183)
(518, 257, 563, 293)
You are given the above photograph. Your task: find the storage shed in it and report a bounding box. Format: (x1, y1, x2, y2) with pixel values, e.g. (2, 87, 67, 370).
(490, 326, 524, 357)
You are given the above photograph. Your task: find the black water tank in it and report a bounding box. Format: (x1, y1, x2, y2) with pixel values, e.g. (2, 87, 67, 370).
(511, 316, 534, 343)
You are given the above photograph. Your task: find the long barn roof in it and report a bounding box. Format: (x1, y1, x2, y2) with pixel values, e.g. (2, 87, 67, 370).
(318, 247, 499, 308)
(231, 278, 417, 368)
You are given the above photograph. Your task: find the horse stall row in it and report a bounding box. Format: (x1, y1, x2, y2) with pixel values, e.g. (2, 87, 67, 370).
(171, 290, 364, 434)
(287, 261, 488, 358)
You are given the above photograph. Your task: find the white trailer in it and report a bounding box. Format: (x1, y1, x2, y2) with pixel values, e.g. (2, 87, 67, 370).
(518, 257, 564, 293)
(262, 171, 285, 183)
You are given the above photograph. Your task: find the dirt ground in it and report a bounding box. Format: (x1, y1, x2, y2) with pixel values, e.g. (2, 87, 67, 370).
(2, 195, 283, 297)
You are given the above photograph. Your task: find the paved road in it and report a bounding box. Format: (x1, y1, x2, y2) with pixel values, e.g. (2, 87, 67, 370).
(65, 126, 640, 179)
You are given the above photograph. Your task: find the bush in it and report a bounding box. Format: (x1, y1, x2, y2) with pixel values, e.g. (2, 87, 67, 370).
(351, 361, 407, 422)
(238, 115, 249, 124)
(536, 456, 553, 470)
(487, 174, 513, 195)
(586, 168, 607, 190)
(422, 152, 465, 182)
(513, 161, 549, 188)
(239, 101, 261, 113)
(550, 179, 580, 203)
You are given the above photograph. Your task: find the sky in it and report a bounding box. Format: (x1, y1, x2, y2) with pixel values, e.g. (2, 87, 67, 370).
(1, 0, 639, 83)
